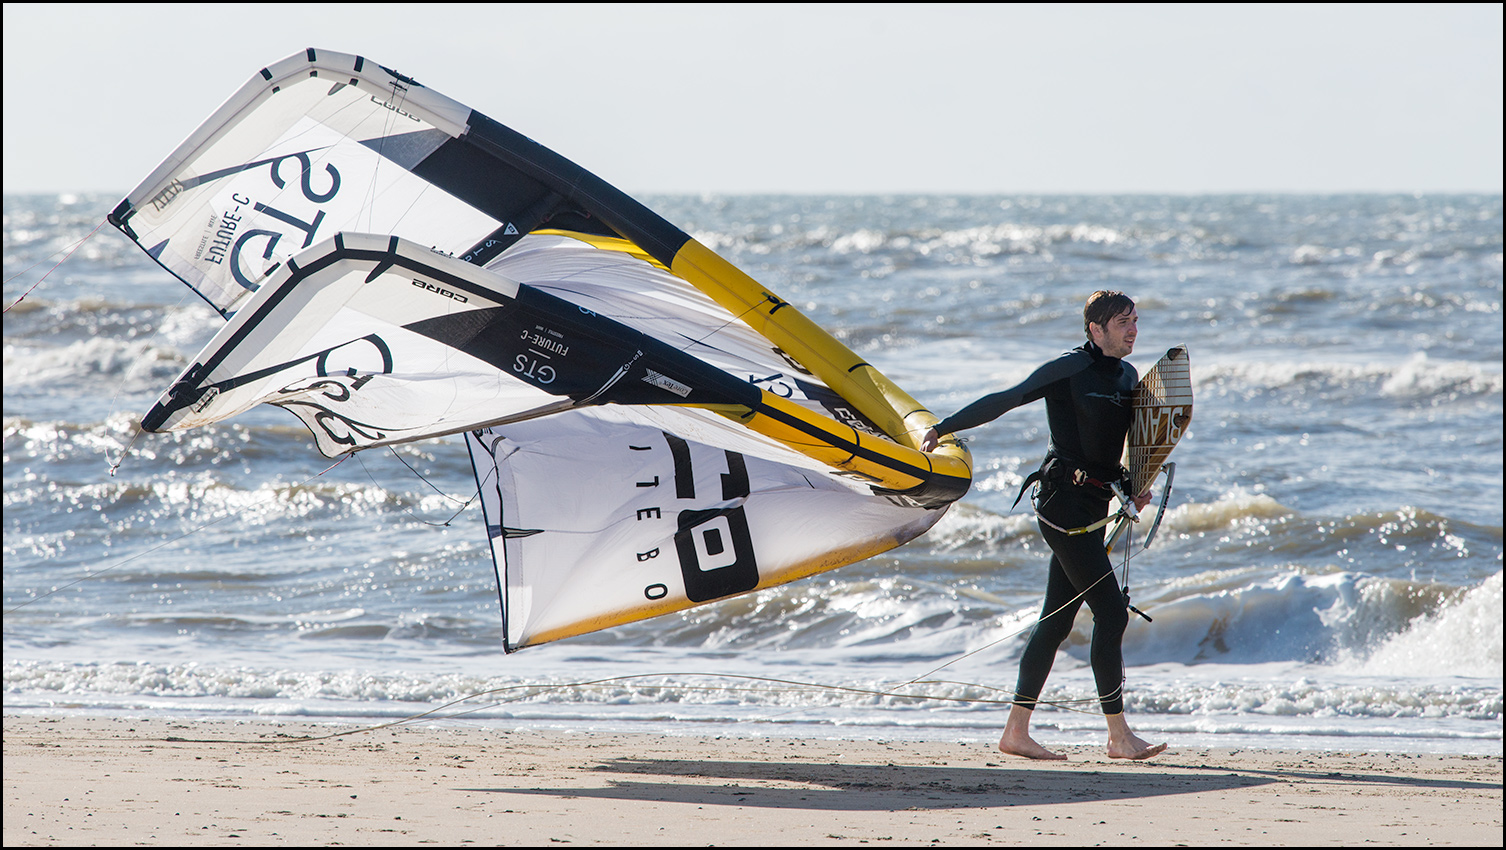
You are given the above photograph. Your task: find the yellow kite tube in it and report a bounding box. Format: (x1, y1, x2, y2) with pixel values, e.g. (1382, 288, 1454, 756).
(671, 239, 971, 505)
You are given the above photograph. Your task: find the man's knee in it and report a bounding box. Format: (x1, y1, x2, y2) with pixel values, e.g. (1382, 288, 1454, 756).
(1090, 599, 1129, 635)
(1034, 611, 1077, 646)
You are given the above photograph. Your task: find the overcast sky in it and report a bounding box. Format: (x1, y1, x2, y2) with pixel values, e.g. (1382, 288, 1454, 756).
(3, 3, 1501, 195)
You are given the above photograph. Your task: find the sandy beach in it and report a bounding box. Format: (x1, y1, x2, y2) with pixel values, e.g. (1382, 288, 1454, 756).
(3, 715, 1499, 846)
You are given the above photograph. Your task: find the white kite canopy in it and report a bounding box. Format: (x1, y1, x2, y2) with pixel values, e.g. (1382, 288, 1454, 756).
(111, 48, 972, 650)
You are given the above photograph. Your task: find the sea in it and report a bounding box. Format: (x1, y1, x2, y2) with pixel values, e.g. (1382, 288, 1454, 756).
(4, 192, 1501, 756)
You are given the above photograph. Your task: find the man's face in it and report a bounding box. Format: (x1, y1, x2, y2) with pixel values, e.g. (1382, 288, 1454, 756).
(1091, 307, 1138, 358)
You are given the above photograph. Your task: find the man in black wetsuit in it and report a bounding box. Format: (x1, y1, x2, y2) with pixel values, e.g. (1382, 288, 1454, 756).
(920, 290, 1167, 761)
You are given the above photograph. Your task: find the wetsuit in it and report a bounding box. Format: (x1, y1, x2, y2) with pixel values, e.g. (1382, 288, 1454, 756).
(933, 339, 1138, 715)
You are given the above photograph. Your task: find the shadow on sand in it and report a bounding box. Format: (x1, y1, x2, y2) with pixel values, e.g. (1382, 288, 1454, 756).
(463, 756, 1275, 811)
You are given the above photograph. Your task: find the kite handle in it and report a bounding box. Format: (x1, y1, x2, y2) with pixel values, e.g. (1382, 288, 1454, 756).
(1104, 462, 1176, 555)
(1108, 480, 1141, 523)
(1142, 462, 1175, 550)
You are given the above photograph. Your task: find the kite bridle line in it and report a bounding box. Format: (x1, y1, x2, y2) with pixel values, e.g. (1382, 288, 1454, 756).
(2, 220, 107, 314)
(352, 447, 481, 529)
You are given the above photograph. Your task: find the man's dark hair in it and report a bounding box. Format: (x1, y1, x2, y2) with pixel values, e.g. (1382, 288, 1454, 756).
(1084, 290, 1135, 337)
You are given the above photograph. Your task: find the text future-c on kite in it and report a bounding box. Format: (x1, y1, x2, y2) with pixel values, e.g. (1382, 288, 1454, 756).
(108, 48, 973, 650)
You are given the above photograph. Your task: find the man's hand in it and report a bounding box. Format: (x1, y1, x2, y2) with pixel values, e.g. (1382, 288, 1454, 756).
(1133, 488, 1154, 512)
(919, 427, 940, 453)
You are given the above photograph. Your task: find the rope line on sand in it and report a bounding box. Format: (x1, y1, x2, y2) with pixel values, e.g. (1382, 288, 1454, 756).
(146, 671, 1118, 746)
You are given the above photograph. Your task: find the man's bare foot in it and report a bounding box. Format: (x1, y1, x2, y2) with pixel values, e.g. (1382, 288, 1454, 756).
(998, 729, 1068, 760)
(1107, 733, 1167, 760)
(1102, 713, 1167, 760)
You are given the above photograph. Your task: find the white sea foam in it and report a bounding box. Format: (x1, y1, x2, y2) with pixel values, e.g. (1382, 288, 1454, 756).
(916, 501, 1036, 553)
(1362, 570, 1504, 678)
(2, 336, 185, 390)
(1108, 568, 1503, 672)
(1196, 355, 1503, 401)
(1162, 492, 1292, 533)
(1378, 350, 1505, 399)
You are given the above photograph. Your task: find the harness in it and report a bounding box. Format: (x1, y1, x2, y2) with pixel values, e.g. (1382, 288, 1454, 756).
(1014, 456, 1175, 625)
(1012, 455, 1131, 536)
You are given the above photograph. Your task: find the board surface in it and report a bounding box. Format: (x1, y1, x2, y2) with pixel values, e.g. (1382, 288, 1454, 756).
(1125, 345, 1192, 496)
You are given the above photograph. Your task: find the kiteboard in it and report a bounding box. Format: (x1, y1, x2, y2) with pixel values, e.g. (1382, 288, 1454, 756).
(1107, 344, 1192, 552)
(1126, 344, 1192, 497)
